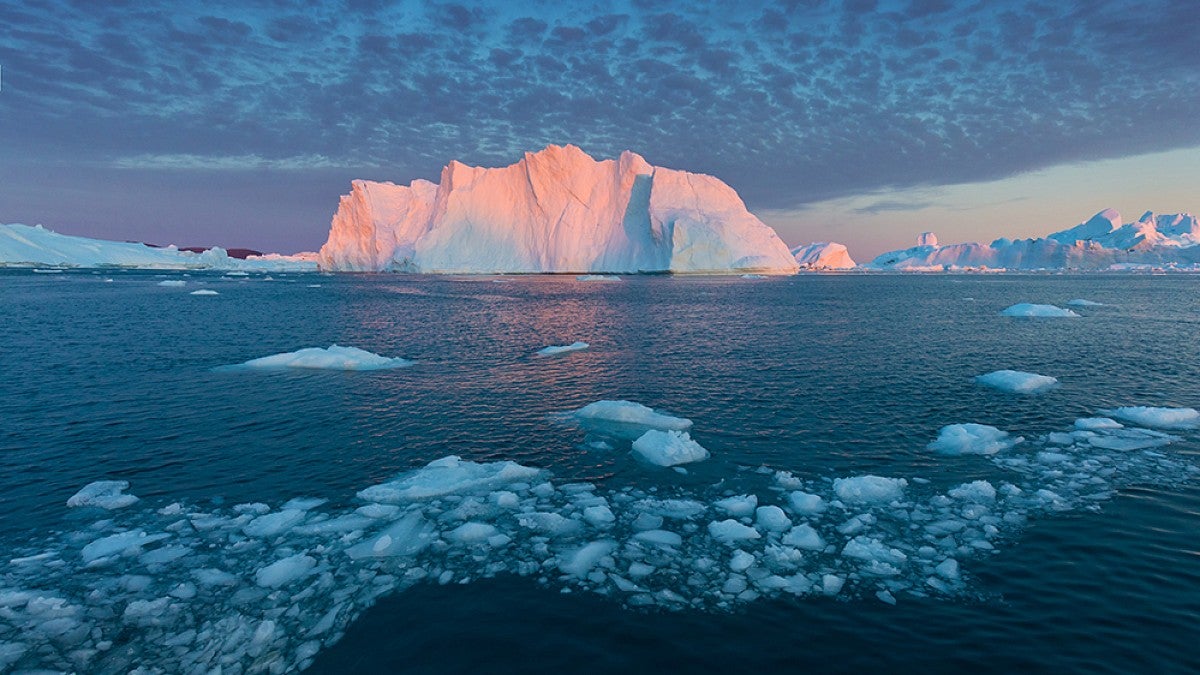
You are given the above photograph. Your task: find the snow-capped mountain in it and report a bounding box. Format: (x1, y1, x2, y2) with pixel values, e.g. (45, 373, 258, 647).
(868, 209, 1200, 271)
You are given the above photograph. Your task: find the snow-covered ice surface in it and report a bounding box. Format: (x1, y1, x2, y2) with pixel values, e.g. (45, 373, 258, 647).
(0, 223, 317, 271)
(221, 346, 414, 371)
(791, 242, 856, 270)
(974, 370, 1058, 394)
(1000, 303, 1079, 318)
(536, 342, 589, 356)
(2, 415, 1195, 673)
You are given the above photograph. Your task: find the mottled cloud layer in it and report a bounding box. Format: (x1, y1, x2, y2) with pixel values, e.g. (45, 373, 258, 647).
(1, 0, 1197, 249)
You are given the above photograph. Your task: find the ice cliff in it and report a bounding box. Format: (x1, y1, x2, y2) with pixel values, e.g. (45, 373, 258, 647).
(317, 145, 799, 274)
(868, 209, 1200, 271)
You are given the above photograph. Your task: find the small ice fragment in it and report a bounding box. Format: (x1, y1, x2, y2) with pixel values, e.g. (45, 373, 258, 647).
(225, 345, 413, 371)
(255, 554, 316, 588)
(1000, 303, 1078, 318)
(927, 424, 1021, 456)
(583, 505, 616, 527)
(787, 491, 825, 515)
(157, 280, 187, 287)
(1066, 299, 1103, 307)
(714, 495, 758, 518)
(832, 476, 907, 504)
(560, 540, 617, 577)
(707, 519, 761, 544)
(189, 289, 219, 296)
(730, 550, 755, 572)
(536, 342, 589, 356)
(1075, 417, 1122, 431)
(754, 506, 792, 532)
(947, 480, 996, 502)
(571, 400, 692, 432)
(822, 574, 844, 595)
(447, 522, 498, 544)
(633, 529, 683, 547)
(935, 558, 960, 579)
(1103, 406, 1200, 430)
(631, 430, 710, 467)
(66, 481, 139, 510)
(975, 370, 1058, 394)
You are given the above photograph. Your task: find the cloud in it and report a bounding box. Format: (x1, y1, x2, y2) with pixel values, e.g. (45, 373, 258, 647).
(111, 154, 367, 171)
(853, 199, 936, 215)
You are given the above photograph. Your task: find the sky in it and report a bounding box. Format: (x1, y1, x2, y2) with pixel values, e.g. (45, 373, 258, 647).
(1, 0, 1197, 257)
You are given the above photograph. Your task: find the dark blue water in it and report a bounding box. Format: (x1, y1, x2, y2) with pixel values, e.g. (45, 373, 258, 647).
(1, 271, 1198, 673)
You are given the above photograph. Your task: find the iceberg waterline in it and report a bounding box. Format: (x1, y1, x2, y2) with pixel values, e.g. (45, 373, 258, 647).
(2, 411, 1196, 673)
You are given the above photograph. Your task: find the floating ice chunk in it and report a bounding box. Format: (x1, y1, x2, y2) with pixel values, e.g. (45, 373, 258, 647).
(740, 274, 766, 279)
(787, 491, 825, 515)
(1066, 299, 1103, 307)
(842, 536, 907, 565)
(193, 568, 237, 586)
(975, 370, 1058, 394)
(255, 554, 316, 588)
(782, 524, 825, 551)
(707, 519, 761, 544)
(714, 495, 758, 518)
(1075, 417, 1122, 431)
(631, 430, 710, 467)
(832, 476, 907, 504)
(66, 481, 139, 510)
(571, 400, 692, 434)
(447, 522, 498, 544)
(576, 275, 620, 281)
(935, 558, 960, 579)
(633, 530, 683, 547)
(358, 456, 542, 503)
(1000, 303, 1079, 318)
(294, 514, 376, 535)
(1104, 406, 1200, 430)
(730, 550, 756, 572)
(635, 498, 707, 520)
(244, 509, 306, 538)
(1087, 434, 1174, 451)
(139, 546, 192, 565)
(189, 289, 219, 296)
(225, 344, 413, 371)
(583, 505, 616, 527)
(345, 513, 435, 559)
(754, 506, 792, 532)
(560, 540, 616, 578)
(157, 280, 187, 287)
(536, 342, 589, 356)
(876, 590, 897, 605)
(822, 574, 844, 595)
(948, 480, 996, 502)
(81, 530, 170, 564)
(927, 424, 1021, 456)
(518, 512, 581, 537)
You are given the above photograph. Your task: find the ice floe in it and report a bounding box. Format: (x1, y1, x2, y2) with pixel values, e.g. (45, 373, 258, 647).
(999, 303, 1079, 318)
(631, 430, 710, 467)
(66, 481, 139, 510)
(536, 342, 589, 356)
(1, 414, 1197, 673)
(927, 424, 1022, 455)
(222, 345, 413, 371)
(1103, 406, 1200, 430)
(576, 275, 621, 282)
(569, 400, 693, 438)
(157, 280, 187, 287)
(189, 289, 219, 296)
(1066, 299, 1103, 307)
(974, 370, 1058, 394)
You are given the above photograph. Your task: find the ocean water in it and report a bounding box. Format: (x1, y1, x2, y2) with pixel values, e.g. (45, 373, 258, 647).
(1, 270, 1198, 673)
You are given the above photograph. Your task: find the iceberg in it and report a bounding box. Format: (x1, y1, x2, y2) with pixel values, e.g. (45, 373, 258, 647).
(975, 370, 1058, 394)
(317, 145, 799, 275)
(0, 223, 317, 271)
(223, 345, 413, 371)
(867, 209, 1200, 271)
(790, 242, 856, 269)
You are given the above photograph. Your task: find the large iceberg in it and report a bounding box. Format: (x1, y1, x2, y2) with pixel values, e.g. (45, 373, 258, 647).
(867, 209, 1200, 271)
(317, 145, 799, 275)
(0, 223, 317, 271)
(790, 242, 856, 269)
